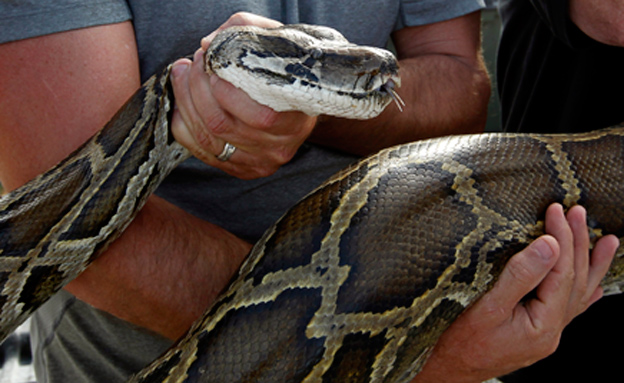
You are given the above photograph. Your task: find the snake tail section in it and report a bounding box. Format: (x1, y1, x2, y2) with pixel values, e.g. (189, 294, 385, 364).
(0, 66, 189, 342)
(132, 127, 624, 382)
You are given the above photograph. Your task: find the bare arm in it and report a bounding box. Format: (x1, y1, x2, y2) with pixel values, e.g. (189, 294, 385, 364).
(310, 11, 491, 155)
(569, 0, 624, 46)
(0, 23, 251, 340)
(0, 23, 140, 189)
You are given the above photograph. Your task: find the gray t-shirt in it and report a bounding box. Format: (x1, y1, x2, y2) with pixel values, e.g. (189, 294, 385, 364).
(0, 1, 485, 382)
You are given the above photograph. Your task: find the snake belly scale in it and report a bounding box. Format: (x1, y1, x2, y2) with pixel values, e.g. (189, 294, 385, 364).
(0, 24, 623, 383)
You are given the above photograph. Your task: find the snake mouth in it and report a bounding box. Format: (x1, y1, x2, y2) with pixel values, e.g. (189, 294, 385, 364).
(378, 76, 404, 112)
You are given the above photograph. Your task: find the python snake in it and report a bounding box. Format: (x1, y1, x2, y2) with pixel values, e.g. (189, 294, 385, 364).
(0, 24, 623, 383)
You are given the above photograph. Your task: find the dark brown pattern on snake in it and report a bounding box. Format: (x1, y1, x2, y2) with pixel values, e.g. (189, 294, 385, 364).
(0, 25, 622, 383)
(132, 127, 624, 382)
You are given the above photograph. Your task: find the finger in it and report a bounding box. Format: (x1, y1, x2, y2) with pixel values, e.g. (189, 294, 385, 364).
(209, 76, 316, 141)
(172, 53, 304, 174)
(538, 203, 575, 301)
(201, 12, 284, 50)
(208, 75, 280, 133)
(175, 49, 259, 165)
(170, 53, 225, 160)
(187, 49, 230, 139)
(525, 204, 576, 330)
(212, 140, 246, 164)
(565, 205, 590, 305)
(585, 234, 619, 306)
(172, 109, 225, 168)
(213, 148, 284, 180)
(567, 205, 590, 276)
(170, 59, 206, 150)
(544, 204, 575, 274)
(479, 235, 559, 318)
(185, 138, 279, 180)
(206, 73, 316, 164)
(179, 50, 279, 160)
(199, 75, 304, 164)
(184, 50, 292, 152)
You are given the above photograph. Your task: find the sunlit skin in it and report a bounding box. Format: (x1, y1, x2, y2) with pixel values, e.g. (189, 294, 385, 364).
(3, 10, 613, 382)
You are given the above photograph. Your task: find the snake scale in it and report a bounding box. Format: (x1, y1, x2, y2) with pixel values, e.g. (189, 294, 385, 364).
(0, 24, 623, 383)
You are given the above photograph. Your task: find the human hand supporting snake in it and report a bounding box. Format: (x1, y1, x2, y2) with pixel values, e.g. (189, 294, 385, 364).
(1, 9, 619, 383)
(413, 204, 618, 383)
(166, 13, 618, 382)
(170, 13, 317, 180)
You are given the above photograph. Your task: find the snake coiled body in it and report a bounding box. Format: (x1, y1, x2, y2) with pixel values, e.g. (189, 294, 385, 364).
(0, 24, 623, 383)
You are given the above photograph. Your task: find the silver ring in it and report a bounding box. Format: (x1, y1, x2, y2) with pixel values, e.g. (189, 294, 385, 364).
(216, 142, 237, 162)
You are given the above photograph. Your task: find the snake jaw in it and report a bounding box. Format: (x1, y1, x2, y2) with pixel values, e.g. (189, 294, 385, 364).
(205, 24, 402, 120)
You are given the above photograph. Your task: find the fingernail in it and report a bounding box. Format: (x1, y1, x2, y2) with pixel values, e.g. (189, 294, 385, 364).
(201, 32, 217, 49)
(171, 62, 190, 78)
(532, 238, 554, 262)
(193, 48, 205, 63)
(209, 74, 219, 87)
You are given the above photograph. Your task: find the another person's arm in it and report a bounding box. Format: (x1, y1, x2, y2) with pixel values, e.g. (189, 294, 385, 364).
(412, 204, 618, 382)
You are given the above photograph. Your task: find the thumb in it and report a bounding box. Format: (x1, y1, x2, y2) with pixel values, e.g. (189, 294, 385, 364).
(481, 236, 560, 316)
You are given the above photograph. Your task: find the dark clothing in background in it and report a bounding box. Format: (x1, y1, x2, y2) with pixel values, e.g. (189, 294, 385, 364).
(497, 0, 624, 381)
(498, 0, 624, 133)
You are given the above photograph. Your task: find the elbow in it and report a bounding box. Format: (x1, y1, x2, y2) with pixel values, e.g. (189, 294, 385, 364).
(462, 66, 491, 135)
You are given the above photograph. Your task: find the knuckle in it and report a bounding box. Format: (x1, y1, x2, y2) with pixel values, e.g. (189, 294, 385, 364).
(230, 164, 278, 181)
(564, 268, 576, 283)
(253, 107, 280, 130)
(577, 293, 592, 311)
(271, 146, 297, 165)
(553, 268, 576, 293)
(247, 162, 281, 180)
(226, 168, 248, 180)
(193, 148, 217, 167)
(506, 258, 536, 285)
(205, 112, 228, 135)
(254, 165, 279, 179)
(539, 333, 561, 359)
(228, 12, 252, 25)
(193, 125, 217, 151)
(528, 326, 562, 360)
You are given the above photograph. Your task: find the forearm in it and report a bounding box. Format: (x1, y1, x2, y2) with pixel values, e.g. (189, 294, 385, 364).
(0, 23, 252, 341)
(310, 12, 490, 156)
(65, 195, 252, 340)
(310, 54, 490, 155)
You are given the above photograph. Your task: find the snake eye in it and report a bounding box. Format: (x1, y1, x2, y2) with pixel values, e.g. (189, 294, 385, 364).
(310, 48, 324, 60)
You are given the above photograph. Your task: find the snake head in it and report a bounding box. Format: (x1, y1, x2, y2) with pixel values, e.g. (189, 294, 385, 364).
(205, 24, 401, 120)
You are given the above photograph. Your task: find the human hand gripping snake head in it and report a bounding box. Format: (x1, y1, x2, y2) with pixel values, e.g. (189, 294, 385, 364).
(0, 23, 623, 383)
